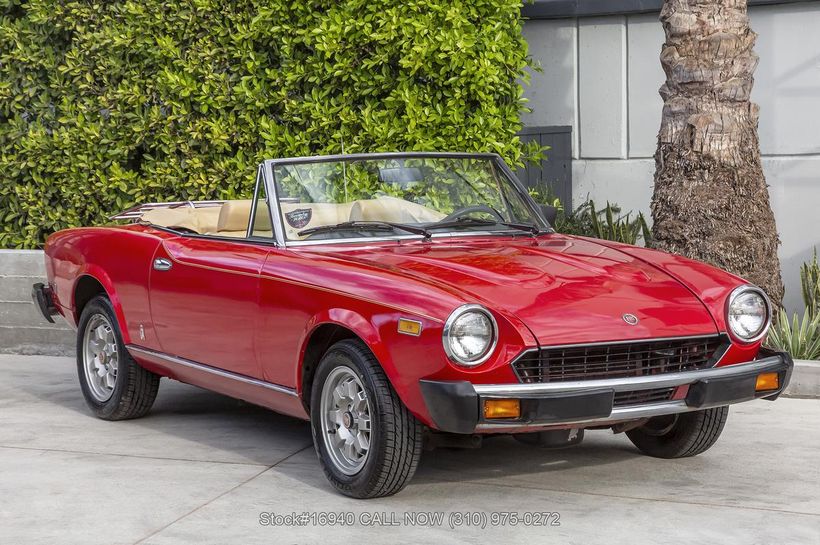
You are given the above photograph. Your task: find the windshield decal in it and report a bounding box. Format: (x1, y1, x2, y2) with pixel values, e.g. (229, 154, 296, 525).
(285, 208, 312, 229)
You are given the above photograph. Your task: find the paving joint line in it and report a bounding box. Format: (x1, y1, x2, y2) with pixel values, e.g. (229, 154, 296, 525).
(0, 444, 273, 468)
(131, 443, 314, 545)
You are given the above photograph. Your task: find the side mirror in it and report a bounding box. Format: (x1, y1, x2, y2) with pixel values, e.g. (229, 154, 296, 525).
(539, 204, 558, 225)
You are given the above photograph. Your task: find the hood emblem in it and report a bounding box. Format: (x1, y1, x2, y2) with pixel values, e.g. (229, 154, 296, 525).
(622, 313, 639, 326)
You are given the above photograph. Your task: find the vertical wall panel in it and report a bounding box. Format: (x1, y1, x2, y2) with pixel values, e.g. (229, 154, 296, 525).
(579, 17, 627, 159)
(626, 14, 666, 159)
(751, 3, 820, 155)
(765, 156, 820, 312)
(521, 20, 578, 157)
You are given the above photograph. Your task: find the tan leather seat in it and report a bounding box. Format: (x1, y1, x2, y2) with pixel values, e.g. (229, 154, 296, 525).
(350, 196, 445, 224)
(140, 197, 442, 240)
(141, 206, 223, 234)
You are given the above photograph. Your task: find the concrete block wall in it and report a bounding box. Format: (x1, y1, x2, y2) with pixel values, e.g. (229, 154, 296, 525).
(0, 250, 73, 355)
(523, 2, 820, 313)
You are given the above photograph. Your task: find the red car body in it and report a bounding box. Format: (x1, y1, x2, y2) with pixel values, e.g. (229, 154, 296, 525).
(42, 220, 782, 431)
(33, 152, 793, 497)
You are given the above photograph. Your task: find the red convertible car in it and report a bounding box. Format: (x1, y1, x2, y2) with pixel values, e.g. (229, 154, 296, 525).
(33, 152, 792, 498)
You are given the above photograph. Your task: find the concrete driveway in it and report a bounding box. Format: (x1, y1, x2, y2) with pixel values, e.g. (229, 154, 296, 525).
(1, 354, 818, 544)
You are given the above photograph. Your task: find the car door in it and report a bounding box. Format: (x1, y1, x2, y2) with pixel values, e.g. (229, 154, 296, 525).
(148, 236, 269, 378)
(147, 169, 275, 379)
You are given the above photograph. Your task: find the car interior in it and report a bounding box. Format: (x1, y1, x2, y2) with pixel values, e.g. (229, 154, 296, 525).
(138, 196, 446, 241)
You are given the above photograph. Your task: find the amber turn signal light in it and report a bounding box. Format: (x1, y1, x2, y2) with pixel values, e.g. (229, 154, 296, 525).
(484, 399, 521, 419)
(397, 318, 422, 336)
(755, 372, 780, 392)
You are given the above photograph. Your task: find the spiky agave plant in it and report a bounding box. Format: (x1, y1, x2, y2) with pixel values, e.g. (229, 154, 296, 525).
(766, 308, 820, 361)
(801, 249, 820, 318)
(557, 200, 652, 247)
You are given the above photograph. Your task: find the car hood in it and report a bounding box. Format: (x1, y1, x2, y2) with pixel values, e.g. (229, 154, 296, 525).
(307, 235, 719, 346)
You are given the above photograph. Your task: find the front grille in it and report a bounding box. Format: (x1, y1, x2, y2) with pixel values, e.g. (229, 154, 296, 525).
(613, 387, 676, 407)
(513, 335, 726, 384)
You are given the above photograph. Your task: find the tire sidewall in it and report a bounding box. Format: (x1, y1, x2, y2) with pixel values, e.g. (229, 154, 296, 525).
(310, 343, 387, 495)
(76, 296, 131, 418)
(627, 406, 728, 458)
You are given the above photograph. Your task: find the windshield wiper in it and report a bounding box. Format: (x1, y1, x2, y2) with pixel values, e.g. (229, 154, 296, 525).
(297, 221, 431, 239)
(427, 217, 542, 235)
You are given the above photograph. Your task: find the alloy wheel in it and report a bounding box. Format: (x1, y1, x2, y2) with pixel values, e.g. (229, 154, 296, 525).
(82, 314, 119, 402)
(319, 366, 373, 475)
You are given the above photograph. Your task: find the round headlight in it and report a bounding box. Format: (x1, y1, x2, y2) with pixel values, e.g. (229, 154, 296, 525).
(726, 285, 772, 342)
(443, 304, 497, 366)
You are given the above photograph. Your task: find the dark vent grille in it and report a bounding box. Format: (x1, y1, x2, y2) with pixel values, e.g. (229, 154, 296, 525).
(613, 387, 677, 407)
(514, 336, 725, 384)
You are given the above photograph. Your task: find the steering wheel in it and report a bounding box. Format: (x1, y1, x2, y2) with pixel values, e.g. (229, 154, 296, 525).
(438, 204, 504, 223)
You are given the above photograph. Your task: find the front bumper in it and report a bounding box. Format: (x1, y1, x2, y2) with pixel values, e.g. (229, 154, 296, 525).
(419, 349, 793, 434)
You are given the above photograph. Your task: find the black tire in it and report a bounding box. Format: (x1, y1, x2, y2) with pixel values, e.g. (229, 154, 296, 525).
(626, 407, 729, 458)
(76, 295, 160, 420)
(310, 339, 422, 498)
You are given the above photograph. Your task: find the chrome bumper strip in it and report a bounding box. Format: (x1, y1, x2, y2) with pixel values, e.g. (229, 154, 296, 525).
(474, 356, 782, 397)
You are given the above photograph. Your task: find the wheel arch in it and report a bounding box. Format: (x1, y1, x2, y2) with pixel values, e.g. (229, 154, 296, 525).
(72, 268, 131, 344)
(297, 309, 392, 414)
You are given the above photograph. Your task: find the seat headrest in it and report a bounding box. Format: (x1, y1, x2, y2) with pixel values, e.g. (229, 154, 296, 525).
(350, 196, 445, 223)
(217, 200, 272, 232)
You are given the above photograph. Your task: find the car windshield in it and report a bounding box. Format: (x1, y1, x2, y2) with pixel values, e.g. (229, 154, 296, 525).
(271, 155, 549, 242)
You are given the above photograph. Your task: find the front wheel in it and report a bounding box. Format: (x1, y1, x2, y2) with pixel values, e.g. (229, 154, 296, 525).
(626, 406, 729, 458)
(310, 339, 422, 498)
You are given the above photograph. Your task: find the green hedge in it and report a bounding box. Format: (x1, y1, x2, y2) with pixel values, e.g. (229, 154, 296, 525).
(0, 0, 531, 248)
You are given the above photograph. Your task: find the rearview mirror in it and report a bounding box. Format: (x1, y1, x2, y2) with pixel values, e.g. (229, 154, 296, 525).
(378, 167, 423, 185)
(539, 204, 558, 225)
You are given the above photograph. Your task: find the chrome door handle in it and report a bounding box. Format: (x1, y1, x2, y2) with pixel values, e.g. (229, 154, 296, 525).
(153, 258, 173, 271)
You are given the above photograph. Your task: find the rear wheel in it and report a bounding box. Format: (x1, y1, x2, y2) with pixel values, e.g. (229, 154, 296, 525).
(77, 295, 160, 420)
(310, 339, 422, 498)
(626, 407, 729, 458)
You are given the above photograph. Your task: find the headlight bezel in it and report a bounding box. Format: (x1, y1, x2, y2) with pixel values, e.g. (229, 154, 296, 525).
(442, 304, 498, 367)
(726, 284, 772, 344)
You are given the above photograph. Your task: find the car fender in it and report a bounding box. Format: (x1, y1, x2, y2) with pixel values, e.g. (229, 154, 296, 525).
(297, 307, 393, 395)
(294, 304, 528, 427)
(72, 265, 132, 345)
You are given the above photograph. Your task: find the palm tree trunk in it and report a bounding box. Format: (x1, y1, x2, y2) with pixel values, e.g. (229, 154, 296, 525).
(651, 0, 784, 307)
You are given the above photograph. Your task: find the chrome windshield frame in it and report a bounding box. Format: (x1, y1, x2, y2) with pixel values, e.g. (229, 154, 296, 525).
(260, 152, 552, 248)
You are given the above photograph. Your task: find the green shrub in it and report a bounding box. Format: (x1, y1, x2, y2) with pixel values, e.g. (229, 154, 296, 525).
(766, 308, 820, 361)
(554, 200, 651, 246)
(526, 179, 562, 212)
(801, 249, 820, 318)
(0, 0, 533, 248)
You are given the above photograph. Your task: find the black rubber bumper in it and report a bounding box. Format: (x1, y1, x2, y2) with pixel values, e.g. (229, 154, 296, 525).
(419, 350, 794, 434)
(31, 282, 58, 323)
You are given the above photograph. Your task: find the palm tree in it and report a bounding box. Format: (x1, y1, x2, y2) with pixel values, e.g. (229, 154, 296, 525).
(651, 0, 784, 307)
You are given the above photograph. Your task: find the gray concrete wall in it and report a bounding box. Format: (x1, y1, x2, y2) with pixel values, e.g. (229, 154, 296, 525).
(523, 2, 820, 313)
(0, 250, 73, 355)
